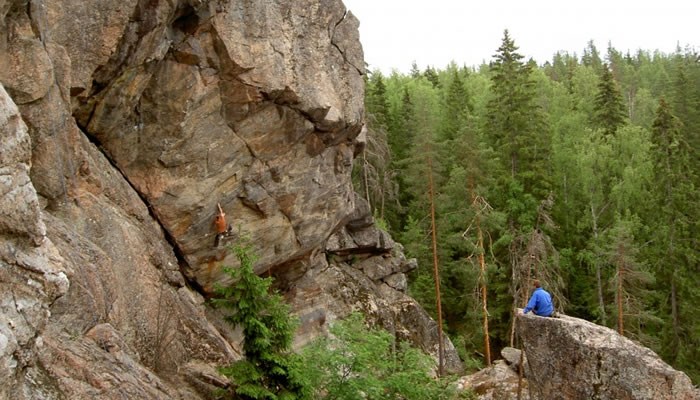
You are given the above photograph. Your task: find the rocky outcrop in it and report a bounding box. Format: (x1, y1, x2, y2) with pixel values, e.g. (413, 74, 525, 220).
(0, 84, 70, 400)
(500, 346, 527, 375)
(455, 347, 530, 399)
(456, 360, 529, 400)
(1, 0, 460, 397)
(517, 313, 700, 400)
(0, 75, 238, 398)
(281, 195, 462, 373)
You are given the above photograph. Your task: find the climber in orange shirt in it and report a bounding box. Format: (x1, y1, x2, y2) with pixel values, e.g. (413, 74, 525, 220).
(214, 203, 232, 247)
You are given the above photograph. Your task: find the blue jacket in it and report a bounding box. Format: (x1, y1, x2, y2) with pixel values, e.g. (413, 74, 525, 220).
(523, 287, 553, 317)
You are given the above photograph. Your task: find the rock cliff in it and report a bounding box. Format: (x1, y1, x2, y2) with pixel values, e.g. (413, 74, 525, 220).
(0, 0, 460, 398)
(516, 313, 699, 400)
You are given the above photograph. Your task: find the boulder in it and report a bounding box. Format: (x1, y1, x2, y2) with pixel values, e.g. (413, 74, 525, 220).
(501, 346, 528, 374)
(517, 313, 700, 400)
(456, 360, 529, 400)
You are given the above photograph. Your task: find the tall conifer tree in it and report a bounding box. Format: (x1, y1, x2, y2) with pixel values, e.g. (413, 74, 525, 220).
(649, 98, 699, 377)
(593, 64, 627, 136)
(485, 30, 555, 349)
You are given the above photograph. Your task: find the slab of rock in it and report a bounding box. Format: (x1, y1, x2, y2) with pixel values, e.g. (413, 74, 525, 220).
(501, 346, 528, 374)
(0, 83, 69, 400)
(0, 84, 46, 245)
(517, 313, 700, 400)
(456, 360, 529, 400)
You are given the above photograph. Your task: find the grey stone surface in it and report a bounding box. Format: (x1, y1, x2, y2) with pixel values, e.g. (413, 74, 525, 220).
(456, 360, 529, 400)
(501, 346, 528, 374)
(517, 313, 700, 400)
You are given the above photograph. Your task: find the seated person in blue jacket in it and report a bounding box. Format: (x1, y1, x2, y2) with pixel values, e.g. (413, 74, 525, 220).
(520, 279, 554, 317)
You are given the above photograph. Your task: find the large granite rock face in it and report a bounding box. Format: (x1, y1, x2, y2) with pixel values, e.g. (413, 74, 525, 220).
(517, 313, 700, 400)
(0, 0, 461, 398)
(65, 0, 365, 290)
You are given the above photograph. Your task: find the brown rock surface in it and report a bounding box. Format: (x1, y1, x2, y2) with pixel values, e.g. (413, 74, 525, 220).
(71, 0, 365, 291)
(517, 313, 700, 400)
(283, 215, 462, 373)
(1, 0, 461, 398)
(0, 83, 69, 399)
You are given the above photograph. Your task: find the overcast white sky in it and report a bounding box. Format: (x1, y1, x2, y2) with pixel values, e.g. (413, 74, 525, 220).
(342, 0, 700, 74)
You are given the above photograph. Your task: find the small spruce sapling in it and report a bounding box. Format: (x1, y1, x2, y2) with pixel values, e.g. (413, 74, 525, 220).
(212, 243, 310, 400)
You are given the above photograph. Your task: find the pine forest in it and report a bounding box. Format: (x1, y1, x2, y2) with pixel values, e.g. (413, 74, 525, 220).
(357, 30, 700, 383)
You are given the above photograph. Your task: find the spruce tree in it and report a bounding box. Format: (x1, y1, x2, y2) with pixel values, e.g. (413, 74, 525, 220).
(423, 65, 440, 88)
(582, 40, 603, 72)
(359, 71, 396, 220)
(485, 29, 554, 350)
(592, 63, 627, 136)
(440, 69, 472, 143)
(603, 217, 655, 339)
(670, 57, 700, 186)
(649, 98, 699, 376)
(213, 245, 310, 400)
(366, 70, 390, 129)
(486, 30, 550, 198)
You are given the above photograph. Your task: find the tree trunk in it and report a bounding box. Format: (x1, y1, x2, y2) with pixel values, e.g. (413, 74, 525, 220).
(591, 202, 607, 326)
(668, 181, 680, 360)
(516, 263, 532, 400)
(670, 272, 679, 357)
(509, 245, 518, 347)
(428, 156, 444, 377)
(362, 152, 370, 207)
(517, 347, 525, 400)
(477, 215, 491, 366)
(617, 243, 624, 336)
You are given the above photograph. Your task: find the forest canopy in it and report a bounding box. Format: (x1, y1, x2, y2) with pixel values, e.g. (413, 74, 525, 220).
(356, 31, 700, 383)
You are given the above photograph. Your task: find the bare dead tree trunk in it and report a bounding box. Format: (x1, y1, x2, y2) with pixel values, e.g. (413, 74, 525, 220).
(591, 202, 607, 326)
(617, 242, 625, 336)
(362, 151, 370, 207)
(517, 347, 525, 400)
(516, 250, 535, 400)
(669, 216, 680, 360)
(516, 261, 533, 400)
(509, 236, 518, 347)
(428, 156, 444, 377)
(468, 179, 492, 367)
(380, 177, 386, 220)
(477, 220, 491, 366)
(671, 272, 679, 353)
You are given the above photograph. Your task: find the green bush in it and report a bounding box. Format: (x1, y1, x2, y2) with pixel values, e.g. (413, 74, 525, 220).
(301, 312, 472, 399)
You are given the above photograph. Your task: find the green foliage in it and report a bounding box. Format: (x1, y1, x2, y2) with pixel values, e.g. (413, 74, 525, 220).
(212, 244, 310, 400)
(486, 30, 550, 196)
(593, 63, 628, 136)
(351, 38, 700, 383)
(646, 95, 700, 379)
(602, 216, 659, 340)
(300, 313, 472, 400)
